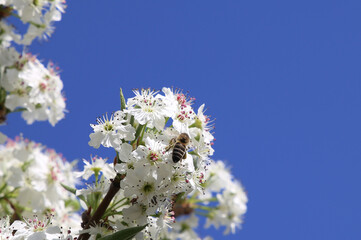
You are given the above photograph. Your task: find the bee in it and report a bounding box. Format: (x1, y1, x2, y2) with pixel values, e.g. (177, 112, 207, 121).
(165, 133, 190, 163)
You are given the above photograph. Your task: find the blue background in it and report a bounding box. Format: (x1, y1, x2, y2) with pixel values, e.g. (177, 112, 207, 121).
(3, 1, 361, 239)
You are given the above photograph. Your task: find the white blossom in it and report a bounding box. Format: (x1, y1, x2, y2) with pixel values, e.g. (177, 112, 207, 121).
(12, 215, 62, 239)
(88, 112, 135, 149)
(0, 48, 66, 126)
(202, 160, 248, 235)
(74, 156, 115, 180)
(114, 143, 137, 174)
(126, 88, 170, 131)
(0, 132, 6, 144)
(0, 137, 79, 229)
(1, 0, 67, 45)
(0, 216, 13, 239)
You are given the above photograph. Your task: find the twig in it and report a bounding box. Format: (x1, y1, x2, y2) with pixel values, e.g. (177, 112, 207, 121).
(4, 198, 21, 222)
(78, 174, 123, 240)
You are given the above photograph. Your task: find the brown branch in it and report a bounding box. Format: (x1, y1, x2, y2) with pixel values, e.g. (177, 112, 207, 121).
(0, 6, 12, 20)
(0, 104, 7, 124)
(78, 175, 123, 240)
(4, 198, 21, 222)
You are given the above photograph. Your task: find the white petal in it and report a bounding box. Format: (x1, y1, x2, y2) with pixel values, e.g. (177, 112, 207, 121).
(46, 226, 61, 234)
(88, 132, 103, 149)
(0, 132, 7, 144)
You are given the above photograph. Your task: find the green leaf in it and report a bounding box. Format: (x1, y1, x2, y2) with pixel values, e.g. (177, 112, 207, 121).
(61, 183, 86, 203)
(61, 183, 76, 194)
(0, 182, 7, 194)
(188, 151, 200, 157)
(194, 133, 201, 142)
(64, 199, 81, 211)
(120, 88, 126, 111)
(98, 225, 147, 240)
(189, 118, 203, 130)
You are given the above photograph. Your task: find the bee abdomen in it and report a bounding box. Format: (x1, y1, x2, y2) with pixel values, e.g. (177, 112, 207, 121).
(172, 143, 186, 163)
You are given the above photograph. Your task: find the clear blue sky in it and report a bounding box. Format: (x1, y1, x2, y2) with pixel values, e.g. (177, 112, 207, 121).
(3, 1, 361, 239)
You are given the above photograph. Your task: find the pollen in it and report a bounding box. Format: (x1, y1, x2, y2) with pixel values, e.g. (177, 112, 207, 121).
(147, 151, 160, 163)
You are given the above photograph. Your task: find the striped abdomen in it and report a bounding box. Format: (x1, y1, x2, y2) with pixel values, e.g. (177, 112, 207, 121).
(172, 142, 186, 163)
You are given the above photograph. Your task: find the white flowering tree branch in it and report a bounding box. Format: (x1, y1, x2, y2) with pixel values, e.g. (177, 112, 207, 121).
(0, 2, 67, 127)
(0, 1, 248, 239)
(0, 86, 248, 239)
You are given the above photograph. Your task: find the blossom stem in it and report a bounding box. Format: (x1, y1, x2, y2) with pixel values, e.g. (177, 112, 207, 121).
(193, 205, 213, 211)
(129, 115, 135, 126)
(102, 210, 123, 219)
(138, 123, 147, 145)
(7, 108, 26, 113)
(132, 124, 144, 146)
(28, 20, 46, 28)
(194, 210, 210, 217)
(188, 197, 218, 203)
(94, 172, 99, 187)
(107, 197, 128, 210)
(10, 12, 19, 19)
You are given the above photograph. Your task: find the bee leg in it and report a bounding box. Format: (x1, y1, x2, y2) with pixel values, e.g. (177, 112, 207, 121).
(165, 143, 173, 152)
(165, 138, 176, 152)
(182, 152, 187, 159)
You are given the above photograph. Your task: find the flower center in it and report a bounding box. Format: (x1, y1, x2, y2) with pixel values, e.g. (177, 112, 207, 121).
(104, 122, 114, 131)
(39, 83, 47, 92)
(176, 108, 193, 122)
(47, 167, 58, 183)
(176, 94, 187, 107)
(127, 162, 134, 169)
(142, 182, 154, 193)
(147, 151, 160, 163)
(143, 106, 154, 112)
(228, 213, 235, 220)
(171, 173, 180, 182)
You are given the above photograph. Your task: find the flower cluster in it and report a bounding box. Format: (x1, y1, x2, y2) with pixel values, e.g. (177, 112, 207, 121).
(191, 160, 248, 235)
(75, 87, 247, 239)
(203, 161, 248, 235)
(0, 48, 66, 126)
(0, 88, 248, 240)
(0, 0, 66, 46)
(0, 0, 67, 126)
(0, 215, 75, 239)
(0, 136, 81, 233)
(156, 161, 247, 239)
